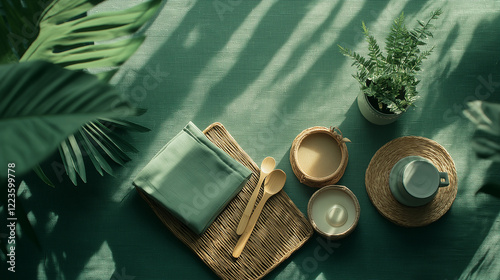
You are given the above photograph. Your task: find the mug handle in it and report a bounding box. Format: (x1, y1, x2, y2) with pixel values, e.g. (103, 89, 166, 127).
(439, 172, 449, 187)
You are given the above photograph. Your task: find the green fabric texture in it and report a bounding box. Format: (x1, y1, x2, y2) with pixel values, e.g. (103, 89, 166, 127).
(133, 121, 252, 234)
(8, 1, 500, 280)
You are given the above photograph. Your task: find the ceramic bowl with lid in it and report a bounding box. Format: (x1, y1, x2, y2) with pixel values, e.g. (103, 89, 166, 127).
(307, 185, 360, 239)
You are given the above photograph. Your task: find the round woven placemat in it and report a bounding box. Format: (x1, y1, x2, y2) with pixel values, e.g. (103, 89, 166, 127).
(365, 136, 457, 227)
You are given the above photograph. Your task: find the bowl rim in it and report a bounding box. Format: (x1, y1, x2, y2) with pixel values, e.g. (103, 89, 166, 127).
(307, 185, 361, 239)
(290, 126, 349, 187)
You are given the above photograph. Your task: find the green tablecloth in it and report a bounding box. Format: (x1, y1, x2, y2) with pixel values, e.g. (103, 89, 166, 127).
(9, 0, 500, 279)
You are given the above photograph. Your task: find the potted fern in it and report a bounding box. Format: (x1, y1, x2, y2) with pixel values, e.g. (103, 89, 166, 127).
(339, 10, 442, 125)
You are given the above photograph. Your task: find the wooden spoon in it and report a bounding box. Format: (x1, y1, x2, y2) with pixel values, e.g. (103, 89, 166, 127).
(236, 156, 276, 235)
(232, 169, 286, 258)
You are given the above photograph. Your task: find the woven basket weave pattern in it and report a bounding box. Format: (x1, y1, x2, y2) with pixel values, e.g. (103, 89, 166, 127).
(365, 136, 458, 227)
(137, 123, 313, 280)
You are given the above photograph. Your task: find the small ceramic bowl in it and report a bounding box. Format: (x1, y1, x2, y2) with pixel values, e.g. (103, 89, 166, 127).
(307, 185, 360, 239)
(290, 126, 350, 187)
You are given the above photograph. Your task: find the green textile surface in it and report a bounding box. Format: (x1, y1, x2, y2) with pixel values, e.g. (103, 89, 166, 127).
(133, 121, 252, 234)
(6, 0, 500, 279)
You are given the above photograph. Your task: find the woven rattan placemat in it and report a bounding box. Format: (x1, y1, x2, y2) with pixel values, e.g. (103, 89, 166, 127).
(137, 122, 313, 280)
(365, 136, 457, 227)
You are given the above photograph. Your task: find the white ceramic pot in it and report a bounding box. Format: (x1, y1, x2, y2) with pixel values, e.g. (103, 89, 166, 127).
(357, 91, 402, 125)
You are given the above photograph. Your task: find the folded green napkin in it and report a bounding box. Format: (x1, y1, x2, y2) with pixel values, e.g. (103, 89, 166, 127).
(133, 122, 252, 234)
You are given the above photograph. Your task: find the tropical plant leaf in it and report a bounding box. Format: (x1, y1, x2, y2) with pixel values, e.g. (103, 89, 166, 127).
(33, 165, 55, 188)
(59, 140, 80, 185)
(0, 13, 18, 64)
(82, 125, 127, 165)
(95, 69, 119, 83)
(77, 128, 113, 176)
(95, 121, 139, 153)
(0, 0, 157, 261)
(0, 60, 137, 178)
(20, 0, 161, 75)
(0, 60, 137, 260)
(90, 123, 131, 161)
(0, 0, 51, 62)
(16, 0, 160, 185)
(99, 118, 151, 132)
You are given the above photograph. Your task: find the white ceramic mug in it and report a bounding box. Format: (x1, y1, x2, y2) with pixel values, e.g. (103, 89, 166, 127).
(390, 157, 449, 207)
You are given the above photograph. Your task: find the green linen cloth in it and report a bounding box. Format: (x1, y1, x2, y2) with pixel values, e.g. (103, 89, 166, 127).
(133, 122, 252, 234)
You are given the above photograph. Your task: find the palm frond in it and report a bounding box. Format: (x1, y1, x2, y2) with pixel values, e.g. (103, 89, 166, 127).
(20, 0, 161, 74)
(100, 118, 151, 132)
(0, 0, 49, 62)
(78, 128, 113, 176)
(96, 121, 139, 153)
(83, 125, 128, 165)
(33, 165, 55, 188)
(59, 142, 79, 185)
(0, 60, 137, 178)
(18, 0, 161, 186)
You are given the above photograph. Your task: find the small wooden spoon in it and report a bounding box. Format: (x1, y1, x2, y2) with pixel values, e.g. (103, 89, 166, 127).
(236, 156, 276, 235)
(232, 169, 286, 258)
